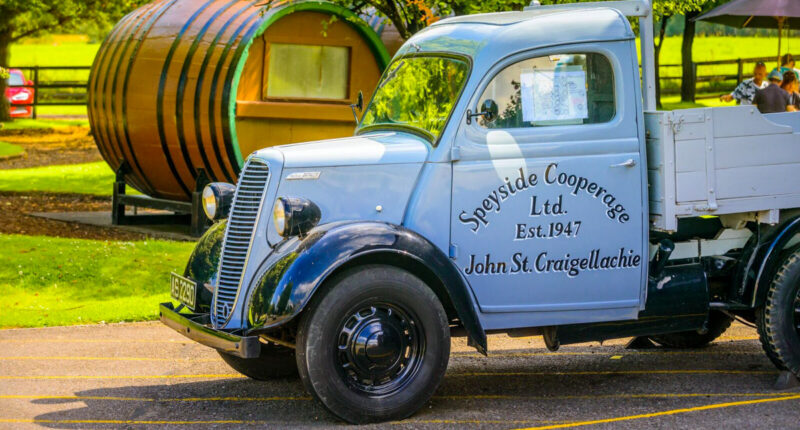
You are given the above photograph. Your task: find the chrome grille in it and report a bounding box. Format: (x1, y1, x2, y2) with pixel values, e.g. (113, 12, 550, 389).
(213, 158, 269, 327)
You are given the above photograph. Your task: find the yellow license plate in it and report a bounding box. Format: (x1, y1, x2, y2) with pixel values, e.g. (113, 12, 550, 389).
(170, 273, 196, 310)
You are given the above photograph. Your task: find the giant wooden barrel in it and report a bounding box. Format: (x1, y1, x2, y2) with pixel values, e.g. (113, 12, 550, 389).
(88, 0, 393, 201)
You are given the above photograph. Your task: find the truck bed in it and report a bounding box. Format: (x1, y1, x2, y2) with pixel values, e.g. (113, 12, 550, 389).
(645, 106, 800, 231)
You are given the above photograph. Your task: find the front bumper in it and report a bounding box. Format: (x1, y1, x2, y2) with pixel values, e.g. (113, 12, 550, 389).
(159, 302, 261, 358)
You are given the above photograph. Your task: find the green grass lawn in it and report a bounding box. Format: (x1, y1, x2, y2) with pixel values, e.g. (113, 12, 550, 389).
(11, 41, 99, 66)
(35, 105, 89, 117)
(0, 234, 195, 328)
(0, 161, 115, 195)
(0, 141, 24, 158)
(0, 118, 89, 129)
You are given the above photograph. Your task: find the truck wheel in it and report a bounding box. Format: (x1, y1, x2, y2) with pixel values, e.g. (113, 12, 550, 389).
(217, 342, 297, 380)
(756, 248, 800, 376)
(650, 311, 733, 348)
(295, 265, 450, 424)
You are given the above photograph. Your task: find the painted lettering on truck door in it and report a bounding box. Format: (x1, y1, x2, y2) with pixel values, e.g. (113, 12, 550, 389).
(451, 49, 646, 327)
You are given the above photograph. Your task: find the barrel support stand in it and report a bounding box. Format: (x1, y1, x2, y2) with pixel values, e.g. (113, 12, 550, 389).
(112, 162, 211, 237)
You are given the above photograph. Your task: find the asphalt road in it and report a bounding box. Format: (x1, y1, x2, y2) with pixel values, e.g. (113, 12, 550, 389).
(1, 321, 798, 429)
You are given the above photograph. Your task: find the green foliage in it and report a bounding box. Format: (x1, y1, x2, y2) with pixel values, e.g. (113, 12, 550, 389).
(0, 234, 195, 328)
(0, 161, 127, 195)
(0, 0, 145, 43)
(0, 65, 7, 79)
(359, 56, 469, 139)
(326, 0, 530, 39)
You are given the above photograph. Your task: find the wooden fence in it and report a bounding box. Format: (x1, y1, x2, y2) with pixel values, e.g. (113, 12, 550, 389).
(658, 56, 778, 100)
(4, 57, 783, 115)
(5, 66, 90, 118)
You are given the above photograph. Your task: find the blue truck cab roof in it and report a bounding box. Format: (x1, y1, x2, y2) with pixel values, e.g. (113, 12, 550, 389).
(396, 8, 635, 67)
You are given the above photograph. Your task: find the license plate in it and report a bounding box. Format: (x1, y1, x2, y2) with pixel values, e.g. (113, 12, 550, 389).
(170, 273, 197, 310)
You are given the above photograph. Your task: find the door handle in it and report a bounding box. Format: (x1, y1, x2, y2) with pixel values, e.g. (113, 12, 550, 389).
(610, 159, 636, 168)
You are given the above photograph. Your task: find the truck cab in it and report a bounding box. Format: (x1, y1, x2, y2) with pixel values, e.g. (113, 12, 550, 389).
(161, 0, 800, 424)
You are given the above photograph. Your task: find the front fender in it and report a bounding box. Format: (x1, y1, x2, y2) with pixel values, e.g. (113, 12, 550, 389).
(738, 215, 800, 308)
(183, 220, 226, 312)
(245, 221, 487, 354)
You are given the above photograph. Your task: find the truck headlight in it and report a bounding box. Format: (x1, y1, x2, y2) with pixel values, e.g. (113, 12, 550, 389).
(202, 182, 236, 221)
(272, 197, 321, 238)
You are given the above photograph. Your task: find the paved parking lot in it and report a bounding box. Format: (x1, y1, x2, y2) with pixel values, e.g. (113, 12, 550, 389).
(1, 321, 798, 429)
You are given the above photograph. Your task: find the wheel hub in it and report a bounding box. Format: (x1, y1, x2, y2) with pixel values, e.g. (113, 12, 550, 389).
(336, 304, 423, 396)
(353, 319, 403, 371)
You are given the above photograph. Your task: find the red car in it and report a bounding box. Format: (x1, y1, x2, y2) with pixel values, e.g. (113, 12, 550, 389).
(5, 68, 34, 118)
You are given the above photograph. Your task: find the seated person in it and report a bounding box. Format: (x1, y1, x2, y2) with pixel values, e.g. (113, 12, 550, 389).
(753, 70, 791, 114)
(771, 53, 800, 81)
(720, 62, 767, 105)
(780, 71, 800, 112)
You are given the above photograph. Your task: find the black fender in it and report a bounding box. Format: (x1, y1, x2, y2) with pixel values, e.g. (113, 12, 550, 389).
(735, 215, 800, 308)
(183, 220, 226, 313)
(245, 221, 487, 354)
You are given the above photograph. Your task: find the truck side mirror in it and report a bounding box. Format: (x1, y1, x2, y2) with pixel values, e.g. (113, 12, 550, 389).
(350, 90, 364, 124)
(466, 99, 499, 125)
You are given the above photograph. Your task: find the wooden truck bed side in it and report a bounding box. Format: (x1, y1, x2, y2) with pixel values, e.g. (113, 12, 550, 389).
(646, 106, 800, 231)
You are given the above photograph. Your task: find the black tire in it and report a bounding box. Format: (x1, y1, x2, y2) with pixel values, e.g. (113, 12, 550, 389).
(650, 311, 734, 348)
(218, 342, 298, 380)
(296, 265, 450, 424)
(756, 248, 800, 376)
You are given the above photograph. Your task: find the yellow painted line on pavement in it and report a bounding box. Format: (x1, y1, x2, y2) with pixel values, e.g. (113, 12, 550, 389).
(515, 394, 800, 430)
(394, 419, 568, 425)
(0, 418, 271, 425)
(0, 356, 218, 362)
(0, 395, 310, 402)
(0, 339, 194, 344)
(0, 369, 774, 380)
(0, 418, 566, 426)
(436, 392, 797, 401)
(454, 369, 775, 377)
(0, 374, 245, 380)
(717, 336, 759, 341)
(2, 392, 794, 403)
(453, 349, 761, 358)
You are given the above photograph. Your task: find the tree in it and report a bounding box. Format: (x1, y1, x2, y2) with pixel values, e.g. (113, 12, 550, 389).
(651, 0, 714, 107)
(323, 0, 530, 40)
(681, 1, 723, 102)
(0, 0, 144, 121)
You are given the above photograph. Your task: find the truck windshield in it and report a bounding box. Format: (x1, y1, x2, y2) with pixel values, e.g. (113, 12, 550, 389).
(357, 56, 470, 142)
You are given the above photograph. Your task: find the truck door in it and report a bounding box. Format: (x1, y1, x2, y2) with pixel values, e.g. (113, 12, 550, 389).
(451, 48, 647, 328)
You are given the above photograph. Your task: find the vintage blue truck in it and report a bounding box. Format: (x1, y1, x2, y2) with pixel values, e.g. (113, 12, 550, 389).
(160, 0, 800, 423)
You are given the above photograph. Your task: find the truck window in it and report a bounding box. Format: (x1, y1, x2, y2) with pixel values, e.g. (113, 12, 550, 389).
(477, 53, 614, 129)
(358, 55, 470, 141)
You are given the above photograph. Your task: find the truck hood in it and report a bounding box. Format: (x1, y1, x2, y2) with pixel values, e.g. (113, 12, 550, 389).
(268, 132, 431, 168)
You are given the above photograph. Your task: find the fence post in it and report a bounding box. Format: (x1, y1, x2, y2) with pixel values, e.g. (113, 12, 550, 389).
(737, 58, 743, 84)
(32, 66, 38, 120)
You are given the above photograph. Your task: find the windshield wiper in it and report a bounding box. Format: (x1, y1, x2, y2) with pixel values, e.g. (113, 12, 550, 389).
(377, 61, 405, 90)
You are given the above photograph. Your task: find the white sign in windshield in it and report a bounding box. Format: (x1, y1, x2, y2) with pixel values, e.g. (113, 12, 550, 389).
(521, 67, 588, 123)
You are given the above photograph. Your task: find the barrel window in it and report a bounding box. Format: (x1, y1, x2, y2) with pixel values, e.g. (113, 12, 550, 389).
(265, 43, 350, 100)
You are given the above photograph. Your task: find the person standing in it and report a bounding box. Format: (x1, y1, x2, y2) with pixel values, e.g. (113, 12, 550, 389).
(753, 70, 791, 114)
(720, 62, 768, 105)
(780, 71, 800, 112)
